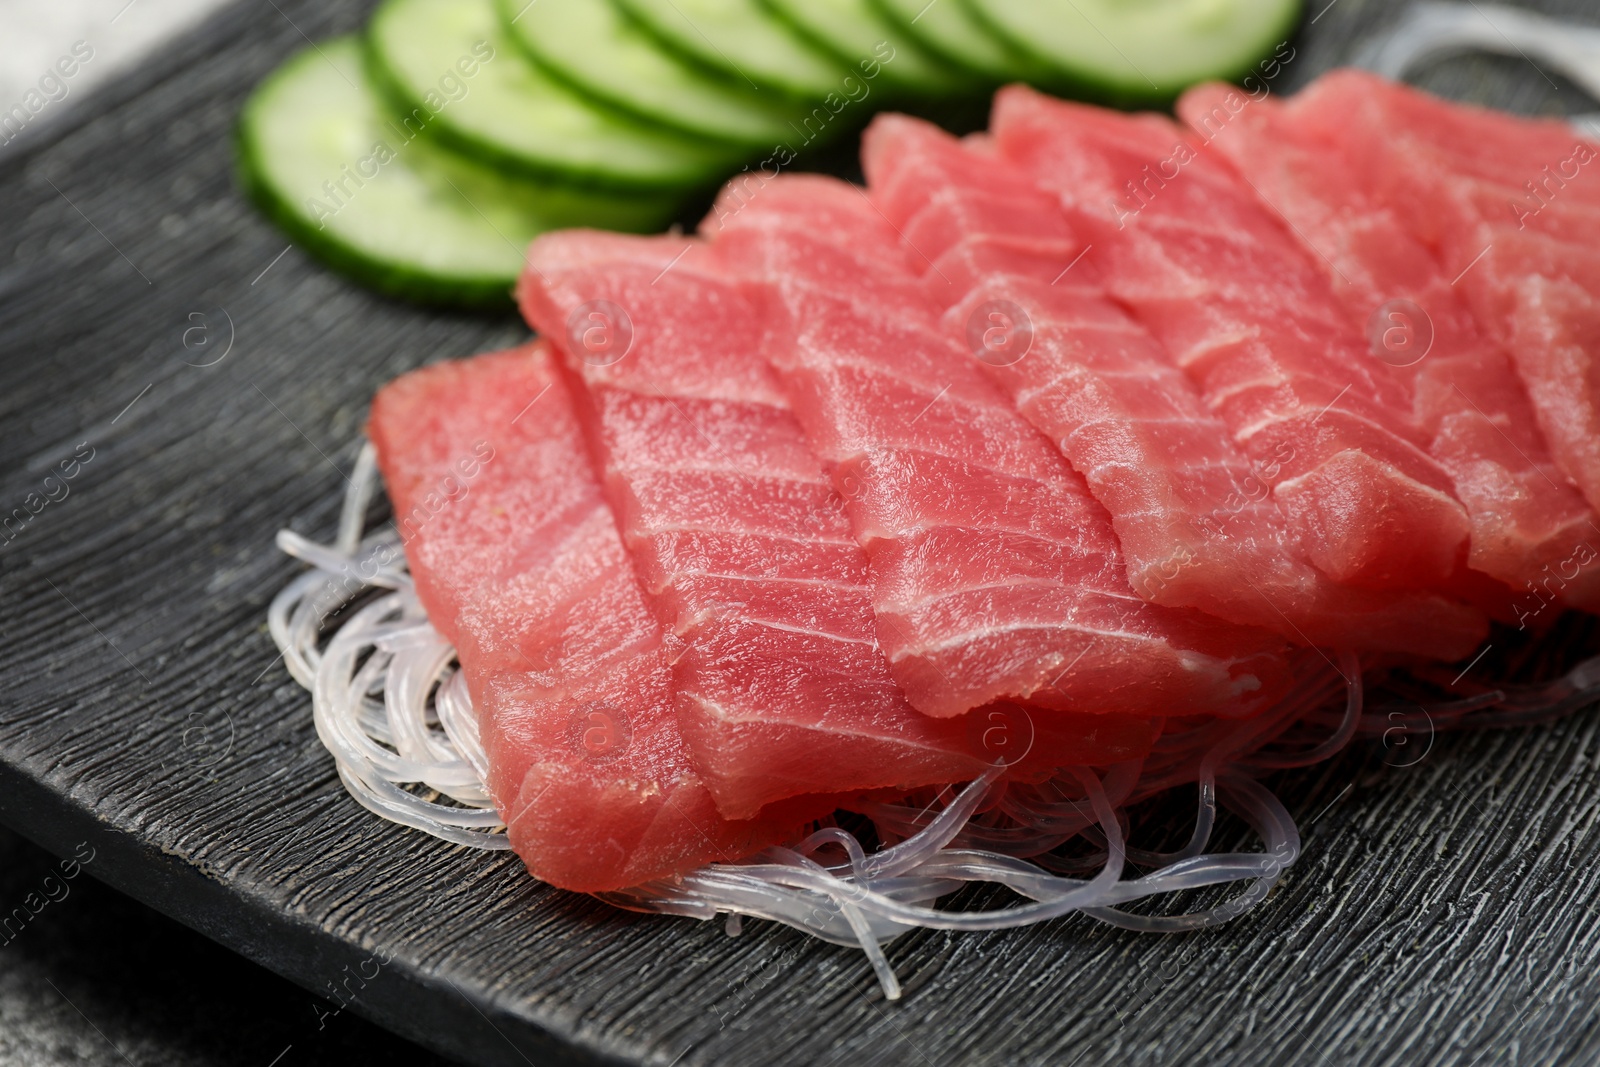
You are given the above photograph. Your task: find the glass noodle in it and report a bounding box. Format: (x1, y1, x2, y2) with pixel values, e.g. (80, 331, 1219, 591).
(269, 443, 1600, 999)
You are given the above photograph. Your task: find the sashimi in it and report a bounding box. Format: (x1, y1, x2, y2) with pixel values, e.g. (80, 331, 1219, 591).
(517, 234, 1158, 819)
(989, 86, 1474, 594)
(860, 113, 1487, 660)
(1285, 71, 1600, 545)
(709, 174, 1291, 719)
(369, 344, 798, 891)
(1182, 82, 1600, 615)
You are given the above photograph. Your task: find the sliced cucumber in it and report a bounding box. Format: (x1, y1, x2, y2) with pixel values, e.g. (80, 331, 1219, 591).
(496, 0, 798, 147)
(367, 0, 740, 192)
(237, 37, 677, 307)
(962, 0, 1303, 107)
(758, 0, 977, 100)
(868, 0, 1040, 84)
(614, 0, 850, 101)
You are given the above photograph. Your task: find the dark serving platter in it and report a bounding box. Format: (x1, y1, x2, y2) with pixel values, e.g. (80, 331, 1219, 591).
(5, 1, 1600, 1064)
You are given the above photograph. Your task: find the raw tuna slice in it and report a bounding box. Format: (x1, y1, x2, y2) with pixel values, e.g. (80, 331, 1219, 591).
(710, 174, 1291, 719)
(989, 86, 1474, 594)
(517, 235, 1158, 819)
(1286, 72, 1600, 550)
(1510, 275, 1600, 518)
(1182, 82, 1600, 615)
(369, 344, 798, 892)
(859, 114, 1488, 660)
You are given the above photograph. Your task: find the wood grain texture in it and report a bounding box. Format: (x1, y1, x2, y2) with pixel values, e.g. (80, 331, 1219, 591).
(0, 823, 455, 1066)
(2, 1, 1600, 1064)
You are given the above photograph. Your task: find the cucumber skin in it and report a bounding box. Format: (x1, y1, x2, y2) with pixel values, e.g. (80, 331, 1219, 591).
(754, 0, 976, 103)
(488, 11, 681, 142)
(866, 0, 1044, 85)
(958, 0, 1305, 110)
(610, 0, 834, 105)
(235, 92, 519, 310)
(864, 0, 999, 84)
(493, 0, 781, 151)
(362, 17, 733, 194)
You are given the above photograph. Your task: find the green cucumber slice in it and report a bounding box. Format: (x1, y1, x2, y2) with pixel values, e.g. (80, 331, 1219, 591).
(367, 0, 740, 191)
(758, 0, 977, 99)
(496, 0, 797, 147)
(238, 37, 678, 308)
(962, 0, 1303, 107)
(868, 0, 1040, 84)
(613, 0, 850, 101)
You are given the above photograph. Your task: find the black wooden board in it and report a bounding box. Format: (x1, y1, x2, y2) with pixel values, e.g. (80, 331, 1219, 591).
(4, 1, 1600, 1064)
(0, 821, 457, 1065)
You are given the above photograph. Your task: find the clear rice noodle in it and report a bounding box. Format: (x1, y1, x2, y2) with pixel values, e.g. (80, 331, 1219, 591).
(269, 443, 1600, 999)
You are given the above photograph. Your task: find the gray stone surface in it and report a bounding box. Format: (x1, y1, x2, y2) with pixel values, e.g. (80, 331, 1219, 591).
(0, 0, 232, 153)
(0, 0, 229, 89)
